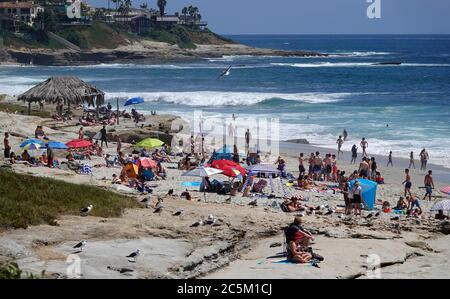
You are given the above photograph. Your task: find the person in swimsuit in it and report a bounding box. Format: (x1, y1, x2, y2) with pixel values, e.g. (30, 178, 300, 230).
(420, 148, 429, 171)
(313, 152, 322, 181)
(351, 180, 364, 216)
(409, 151, 415, 169)
(78, 127, 84, 140)
(343, 129, 348, 141)
(331, 154, 337, 182)
(351, 144, 358, 164)
(423, 170, 434, 201)
(387, 151, 393, 167)
(360, 138, 368, 157)
(402, 168, 412, 198)
(298, 153, 306, 178)
(307, 153, 314, 176)
(336, 136, 344, 158)
(358, 157, 369, 178)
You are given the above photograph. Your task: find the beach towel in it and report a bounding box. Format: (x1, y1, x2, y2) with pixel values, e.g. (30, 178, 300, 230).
(181, 182, 201, 187)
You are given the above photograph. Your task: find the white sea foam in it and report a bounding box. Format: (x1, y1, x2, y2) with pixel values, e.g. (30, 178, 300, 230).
(105, 91, 351, 106)
(272, 62, 450, 68)
(329, 51, 395, 57)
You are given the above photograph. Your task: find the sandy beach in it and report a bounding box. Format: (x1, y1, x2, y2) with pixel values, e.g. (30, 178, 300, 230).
(0, 98, 449, 279)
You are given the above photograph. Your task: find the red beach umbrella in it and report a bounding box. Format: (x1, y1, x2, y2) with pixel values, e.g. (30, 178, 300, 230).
(137, 157, 157, 169)
(211, 160, 246, 177)
(66, 139, 93, 148)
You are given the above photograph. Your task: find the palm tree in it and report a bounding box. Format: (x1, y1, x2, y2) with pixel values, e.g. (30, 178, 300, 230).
(157, 0, 167, 17)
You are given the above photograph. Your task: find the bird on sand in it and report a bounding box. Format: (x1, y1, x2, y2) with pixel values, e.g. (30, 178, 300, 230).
(73, 240, 86, 252)
(80, 204, 93, 215)
(126, 249, 141, 262)
(172, 209, 183, 216)
(248, 199, 257, 207)
(190, 220, 204, 227)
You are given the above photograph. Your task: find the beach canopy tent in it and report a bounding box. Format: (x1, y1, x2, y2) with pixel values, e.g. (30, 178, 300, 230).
(182, 166, 223, 201)
(135, 138, 164, 149)
(123, 163, 139, 178)
(44, 141, 68, 150)
(210, 145, 233, 161)
(17, 76, 105, 117)
(66, 139, 93, 149)
(241, 163, 287, 195)
(349, 179, 378, 210)
(20, 138, 45, 148)
(124, 97, 144, 106)
(211, 160, 246, 178)
(430, 199, 450, 212)
(246, 163, 279, 174)
(137, 157, 157, 169)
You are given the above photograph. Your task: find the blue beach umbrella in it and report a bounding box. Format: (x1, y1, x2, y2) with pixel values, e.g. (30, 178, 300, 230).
(20, 138, 45, 148)
(124, 97, 144, 106)
(45, 141, 68, 150)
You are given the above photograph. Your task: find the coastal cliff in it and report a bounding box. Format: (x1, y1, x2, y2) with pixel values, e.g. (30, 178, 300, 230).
(1, 22, 326, 66)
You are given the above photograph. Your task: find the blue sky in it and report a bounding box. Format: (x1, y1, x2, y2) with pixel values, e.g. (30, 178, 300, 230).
(88, 0, 450, 34)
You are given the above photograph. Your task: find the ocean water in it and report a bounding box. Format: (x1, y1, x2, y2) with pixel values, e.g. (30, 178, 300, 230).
(1, 35, 450, 167)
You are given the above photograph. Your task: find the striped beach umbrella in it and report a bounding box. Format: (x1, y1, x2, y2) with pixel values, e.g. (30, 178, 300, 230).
(430, 200, 450, 212)
(22, 142, 42, 151)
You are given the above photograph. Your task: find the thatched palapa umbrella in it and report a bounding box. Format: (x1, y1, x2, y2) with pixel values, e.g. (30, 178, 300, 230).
(18, 76, 105, 118)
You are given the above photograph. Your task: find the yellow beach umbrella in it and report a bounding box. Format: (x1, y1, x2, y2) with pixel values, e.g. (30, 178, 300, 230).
(135, 138, 164, 149)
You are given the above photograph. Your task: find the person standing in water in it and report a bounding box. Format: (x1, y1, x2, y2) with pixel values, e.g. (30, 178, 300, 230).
(409, 151, 416, 169)
(343, 129, 348, 141)
(387, 151, 393, 167)
(360, 138, 368, 157)
(350, 144, 358, 164)
(336, 136, 344, 159)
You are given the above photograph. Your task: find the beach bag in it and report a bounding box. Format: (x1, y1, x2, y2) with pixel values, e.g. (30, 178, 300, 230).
(80, 164, 92, 175)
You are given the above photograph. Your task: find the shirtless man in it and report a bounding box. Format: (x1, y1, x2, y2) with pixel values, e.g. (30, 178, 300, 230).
(423, 170, 435, 201)
(402, 168, 412, 198)
(358, 157, 370, 178)
(307, 153, 315, 176)
(313, 152, 322, 181)
(3, 132, 10, 158)
(336, 136, 344, 158)
(360, 138, 368, 157)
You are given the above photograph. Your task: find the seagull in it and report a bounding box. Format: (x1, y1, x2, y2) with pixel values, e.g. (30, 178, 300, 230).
(217, 65, 232, 79)
(248, 199, 257, 207)
(205, 214, 216, 225)
(73, 240, 87, 252)
(324, 209, 334, 216)
(141, 197, 150, 203)
(190, 220, 204, 227)
(172, 209, 183, 216)
(365, 213, 373, 219)
(80, 205, 93, 215)
(126, 249, 141, 262)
